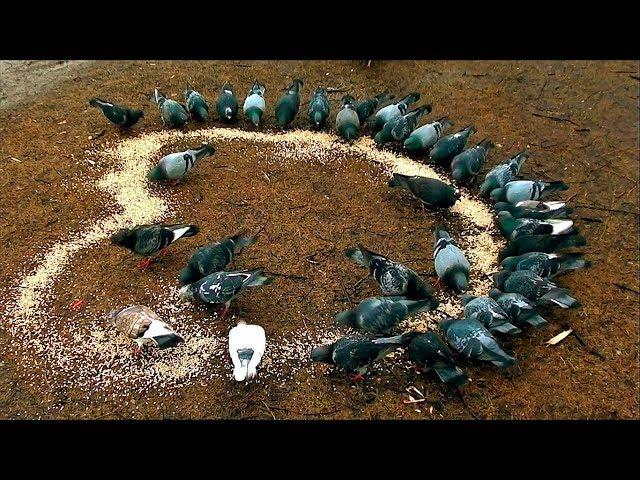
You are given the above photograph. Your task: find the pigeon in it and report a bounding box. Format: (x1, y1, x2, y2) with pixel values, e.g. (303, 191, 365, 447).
(275, 79, 303, 128)
(179, 268, 274, 316)
(440, 314, 516, 368)
(368, 92, 420, 133)
(335, 296, 437, 334)
(354, 91, 394, 125)
(108, 305, 184, 353)
(429, 125, 477, 166)
(374, 104, 432, 145)
(216, 82, 239, 122)
(151, 88, 189, 128)
(500, 252, 591, 279)
(111, 223, 199, 270)
(494, 200, 573, 220)
(388, 173, 460, 209)
(184, 82, 209, 121)
(451, 139, 494, 183)
(488, 288, 547, 328)
(147, 144, 215, 182)
(406, 332, 468, 387)
(496, 211, 575, 240)
(432, 225, 471, 292)
(179, 229, 261, 285)
(335, 95, 360, 141)
(88, 98, 143, 128)
(310, 331, 418, 378)
(243, 80, 266, 127)
(308, 86, 330, 128)
(493, 270, 581, 308)
(403, 117, 453, 152)
(490, 180, 569, 204)
(228, 321, 266, 382)
(345, 245, 438, 303)
(461, 294, 521, 335)
(499, 232, 586, 259)
(479, 150, 530, 197)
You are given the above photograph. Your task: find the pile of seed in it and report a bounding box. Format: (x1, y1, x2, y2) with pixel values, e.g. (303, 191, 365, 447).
(2, 126, 502, 399)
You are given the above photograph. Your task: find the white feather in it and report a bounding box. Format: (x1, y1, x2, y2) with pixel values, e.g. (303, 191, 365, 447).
(228, 322, 266, 382)
(547, 219, 573, 235)
(171, 226, 191, 242)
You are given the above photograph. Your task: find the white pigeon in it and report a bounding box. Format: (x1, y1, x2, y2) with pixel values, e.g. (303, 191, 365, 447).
(228, 321, 266, 382)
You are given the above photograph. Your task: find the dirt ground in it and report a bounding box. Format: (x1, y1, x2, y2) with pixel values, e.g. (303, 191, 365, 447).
(0, 60, 638, 419)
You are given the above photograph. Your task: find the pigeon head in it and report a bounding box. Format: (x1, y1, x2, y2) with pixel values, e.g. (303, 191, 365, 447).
(314, 86, 327, 96)
(178, 284, 196, 302)
(493, 271, 510, 290)
(460, 294, 475, 306)
(106, 308, 125, 326)
(490, 187, 506, 202)
(341, 95, 356, 107)
(335, 310, 357, 328)
(222, 82, 233, 92)
(310, 344, 334, 364)
(250, 80, 266, 96)
(493, 202, 513, 214)
(452, 167, 465, 182)
(438, 317, 457, 335)
(111, 229, 137, 249)
(488, 288, 502, 300)
(500, 256, 519, 271)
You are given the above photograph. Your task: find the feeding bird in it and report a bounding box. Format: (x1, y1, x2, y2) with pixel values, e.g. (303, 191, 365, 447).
(243, 80, 266, 127)
(388, 173, 460, 209)
(308, 86, 330, 128)
(111, 223, 199, 270)
(496, 211, 575, 240)
(479, 150, 530, 197)
(429, 125, 477, 166)
(488, 288, 547, 328)
(493, 270, 581, 308)
(461, 294, 521, 335)
(147, 143, 215, 182)
(354, 91, 394, 125)
(490, 179, 568, 204)
(374, 104, 432, 145)
(150, 88, 189, 128)
(275, 79, 303, 128)
(369, 92, 420, 133)
(310, 332, 418, 380)
(494, 200, 573, 220)
(88, 98, 143, 128)
(406, 332, 468, 387)
(216, 82, 239, 123)
(335, 296, 437, 335)
(500, 252, 591, 279)
(403, 117, 453, 152)
(451, 139, 494, 183)
(108, 305, 184, 354)
(432, 225, 471, 292)
(345, 245, 438, 303)
(178, 268, 274, 317)
(440, 314, 516, 368)
(335, 95, 360, 141)
(184, 82, 209, 121)
(228, 321, 266, 382)
(179, 229, 261, 285)
(499, 232, 586, 259)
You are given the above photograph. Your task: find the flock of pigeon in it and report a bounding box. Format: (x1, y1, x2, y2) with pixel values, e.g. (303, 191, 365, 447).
(89, 76, 589, 388)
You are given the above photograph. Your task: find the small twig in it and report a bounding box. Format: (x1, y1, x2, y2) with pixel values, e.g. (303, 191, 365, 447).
(261, 401, 276, 420)
(532, 112, 581, 127)
(566, 326, 607, 361)
(339, 277, 353, 308)
(455, 387, 480, 420)
(613, 283, 640, 295)
(575, 204, 639, 217)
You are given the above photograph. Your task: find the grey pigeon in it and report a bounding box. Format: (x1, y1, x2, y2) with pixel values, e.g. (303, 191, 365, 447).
(216, 82, 239, 122)
(494, 200, 573, 220)
(499, 232, 586, 260)
(151, 88, 189, 128)
(311, 332, 418, 378)
(404, 116, 453, 152)
(479, 150, 530, 197)
(488, 288, 547, 328)
(335, 95, 360, 141)
(184, 82, 209, 121)
(461, 294, 521, 335)
(429, 125, 477, 166)
(432, 225, 470, 292)
(406, 332, 468, 386)
(388, 173, 460, 209)
(345, 245, 438, 304)
(243, 80, 266, 127)
(440, 314, 516, 368)
(179, 229, 262, 285)
(490, 179, 568, 204)
(497, 211, 575, 240)
(500, 252, 590, 279)
(308, 86, 330, 128)
(451, 139, 494, 183)
(354, 91, 394, 125)
(88, 98, 143, 127)
(369, 92, 420, 133)
(336, 296, 437, 334)
(275, 79, 303, 128)
(494, 270, 580, 308)
(147, 144, 215, 182)
(374, 104, 432, 145)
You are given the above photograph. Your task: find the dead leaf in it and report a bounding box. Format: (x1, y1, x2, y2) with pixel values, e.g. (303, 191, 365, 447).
(546, 329, 573, 346)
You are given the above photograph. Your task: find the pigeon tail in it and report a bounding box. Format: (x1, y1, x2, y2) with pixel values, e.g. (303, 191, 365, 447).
(342, 125, 358, 140)
(398, 92, 420, 107)
(492, 322, 522, 335)
(193, 143, 215, 160)
(312, 110, 324, 126)
(345, 246, 371, 267)
(89, 98, 108, 109)
(538, 289, 581, 309)
(543, 181, 569, 196)
(225, 107, 233, 119)
(477, 138, 495, 150)
(373, 331, 420, 347)
(522, 313, 548, 328)
(558, 253, 591, 275)
(154, 333, 185, 350)
(557, 234, 586, 250)
(230, 229, 261, 254)
(195, 105, 209, 121)
(434, 365, 468, 387)
(244, 269, 274, 288)
(461, 124, 477, 135)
